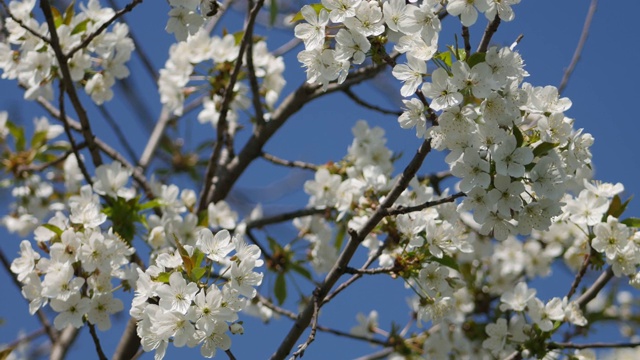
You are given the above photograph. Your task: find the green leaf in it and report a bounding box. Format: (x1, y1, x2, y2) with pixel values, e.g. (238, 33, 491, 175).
(606, 195, 632, 219)
(63, 0, 76, 26)
(51, 6, 63, 28)
(274, 273, 287, 305)
(621, 217, 640, 228)
(267, 236, 282, 254)
(532, 142, 559, 158)
(289, 3, 325, 23)
(270, 0, 278, 26)
(138, 199, 163, 211)
(191, 267, 207, 282)
(429, 254, 460, 272)
(6, 122, 25, 151)
(71, 19, 90, 35)
(173, 234, 194, 275)
(31, 130, 48, 149)
(447, 45, 466, 62)
(434, 51, 453, 68)
(233, 31, 245, 46)
(513, 126, 524, 148)
(466, 52, 486, 68)
(290, 262, 312, 281)
(41, 223, 63, 236)
(155, 272, 171, 283)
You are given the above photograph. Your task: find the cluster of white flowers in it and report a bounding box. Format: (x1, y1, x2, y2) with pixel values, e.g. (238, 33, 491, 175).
(294, 0, 520, 89)
(165, 0, 221, 41)
(158, 28, 286, 127)
(131, 229, 263, 359)
(9, 161, 140, 332)
(0, 0, 134, 104)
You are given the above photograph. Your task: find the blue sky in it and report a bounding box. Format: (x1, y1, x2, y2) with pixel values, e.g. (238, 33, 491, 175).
(1, 0, 639, 359)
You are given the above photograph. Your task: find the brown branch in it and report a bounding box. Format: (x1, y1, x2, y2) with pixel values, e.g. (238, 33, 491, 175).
(270, 138, 433, 360)
(477, 15, 501, 53)
(343, 266, 396, 275)
(316, 325, 388, 346)
(225, 349, 238, 360)
(40, 0, 103, 167)
(66, 0, 144, 59)
(558, 0, 597, 95)
(566, 252, 591, 300)
(57, 78, 93, 186)
(462, 26, 471, 56)
(343, 88, 402, 116)
(291, 293, 320, 359)
(112, 317, 140, 360)
(17, 142, 87, 176)
(577, 266, 614, 309)
(209, 59, 389, 206)
(198, 0, 267, 213)
(261, 152, 320, 171)
(87, 323, 108, 360)
(49, 326, 80, 360)
(32, 93, 156, 200)
(96, 104, 138, 162)
(0, 0, 51, 44)
(383, 192, 465, 216)
(138, 93, 208, 170)
(549, 341, 640, 350)
(245, 2, 266, 126)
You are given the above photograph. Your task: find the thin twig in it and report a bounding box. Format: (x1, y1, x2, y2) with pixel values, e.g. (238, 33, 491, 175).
(549, 341, 640, 350)
(0, 0, 51, 44)
(50, 326, 80, 360)
(57, 78, 93, 185)
(566, 252, 591, 300)
(40, 0, 103, 167)
(462, 26, 471, 56)
(96, 104, 138, 162)
(343, 266, 396, 275)
(17, 142, 87, 176)
(245, 207, 329, 230)
(66, 0, 144, 59)
(291, 293, 320, 359)
(245, 1, 266, 126)
(270, 139, 433, 360)
(477, 15, 501, 53)
(198, 0, 267, 213)
(343, 88, 402, 116)
(87, 323, 108, 360)
(272, 37, 302, 57)
(225, 349, 238, 360)
(138, 93, 208, 171)
(245, 229, 273, 264)
(558, 0, 597, 95)
(32, 93, 156, 200)
(384, 192, 465, 216)
(261, 152, 320, 171)
(316, 325, 387, 346)
(106, 0, 157, 82)
(354, 348, 395, 360)
(112, 317, 141, 360)
(577, 266, 614, 308)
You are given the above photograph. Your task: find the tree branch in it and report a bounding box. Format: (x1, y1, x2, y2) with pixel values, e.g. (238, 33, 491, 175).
(88, 323, 108, 360)
(577, 266, 614, 309)
(343, 88, 402, 116)
(270, 138, 433, 359)
(383, 192, 465, 216)
(477, 15, 501, 53)
(40, 0, 103, 167)
(198, 0, 266, 213)
(261, 152, 320, 171)
(558, 0, 597, 95)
